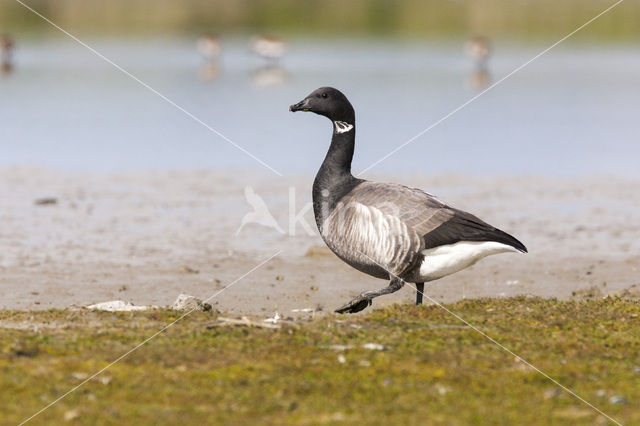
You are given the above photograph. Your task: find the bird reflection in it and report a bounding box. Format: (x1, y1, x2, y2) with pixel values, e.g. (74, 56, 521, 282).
(250, 64, 288, 88)
(468, 68, 491, 90)
(196, 33, 222, 82)
(1, 33, 14, 77)
(199, 62, 221, 82)
(465, 35, 492, 90)
(197, 33, 221, 61)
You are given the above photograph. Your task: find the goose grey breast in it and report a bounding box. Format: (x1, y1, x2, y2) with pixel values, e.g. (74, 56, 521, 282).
(320, 182, 455, 279)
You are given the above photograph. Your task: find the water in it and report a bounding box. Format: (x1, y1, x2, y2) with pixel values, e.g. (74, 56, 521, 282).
(1, 37, 639, 177)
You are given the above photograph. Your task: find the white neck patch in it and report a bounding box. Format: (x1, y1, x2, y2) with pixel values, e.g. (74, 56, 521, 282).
(334, 121, 354, 134)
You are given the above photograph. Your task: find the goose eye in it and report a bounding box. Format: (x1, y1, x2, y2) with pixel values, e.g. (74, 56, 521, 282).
(321, 93, 328, 98)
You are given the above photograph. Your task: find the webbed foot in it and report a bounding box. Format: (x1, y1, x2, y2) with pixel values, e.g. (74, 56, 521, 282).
(335, 295, 372, 314)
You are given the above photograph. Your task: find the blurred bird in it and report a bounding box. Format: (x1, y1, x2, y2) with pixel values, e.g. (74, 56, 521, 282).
(465, 35, 492, 90)
(0, 33, 13, 51)
(250, 35, 286, 61)
(465, 35, 491, 67)
(196, 33, 222, 82)
(196, 33, 222, 61)
(1, 33, 14, 59)
(1, 33, 14, 77)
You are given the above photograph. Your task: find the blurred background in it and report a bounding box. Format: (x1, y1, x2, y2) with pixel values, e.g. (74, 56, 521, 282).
(1, 0, 639, 176)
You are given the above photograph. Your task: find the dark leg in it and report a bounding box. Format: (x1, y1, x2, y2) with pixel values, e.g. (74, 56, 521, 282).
(416, 282, 424, 305)
(335, 277, 405, 314)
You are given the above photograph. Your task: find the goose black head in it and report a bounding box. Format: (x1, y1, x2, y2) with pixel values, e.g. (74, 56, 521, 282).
(290, 87, 355, 124)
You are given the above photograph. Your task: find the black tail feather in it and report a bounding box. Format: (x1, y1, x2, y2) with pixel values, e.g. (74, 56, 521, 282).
(423, 209, 528, 253)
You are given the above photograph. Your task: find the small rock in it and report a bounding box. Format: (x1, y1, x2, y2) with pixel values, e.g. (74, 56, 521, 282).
(362, 343, 385, 351)
(171, 294, 212, 312)
(13, 342, 39, 357)
(64, 409, 80, 422)
(434, 383, 449, 395)
(544, 388, 562, 399)
(34, 197, 58, 206)
(263, 312, 280, 324)
(609, 396, 627, 405)
(609, 284, 640, 300)
(337, 354, 346, 364)
(178, 266, 199, 274)
(87, 301, 152, 312)
(328, 344, 352, 351)
(71, 372, 88, 381)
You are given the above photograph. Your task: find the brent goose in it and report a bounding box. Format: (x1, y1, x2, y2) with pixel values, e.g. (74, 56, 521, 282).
(290, 87, 526, 314)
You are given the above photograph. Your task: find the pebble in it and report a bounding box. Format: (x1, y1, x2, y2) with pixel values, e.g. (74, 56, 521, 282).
(328, 344, 352, 351)
(362, 343, 385, 351)
(87, 300, 152, 312)
(34, 197, 58, 206)
(543, 388, 562, 399)
(609, 396, 628, 405)
(71, 372, 88, 381)
(171, 294, 212, 312)
(178, 266, 199, 274)
(64, 409, 80, 422)
(434, 383, 449, 395)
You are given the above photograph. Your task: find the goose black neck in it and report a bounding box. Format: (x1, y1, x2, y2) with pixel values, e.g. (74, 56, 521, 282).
(312, 122, 363, 229)
(320, 124, 356, 177)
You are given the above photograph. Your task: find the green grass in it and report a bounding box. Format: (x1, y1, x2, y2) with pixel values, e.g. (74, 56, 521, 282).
(1, 297, 638, 425)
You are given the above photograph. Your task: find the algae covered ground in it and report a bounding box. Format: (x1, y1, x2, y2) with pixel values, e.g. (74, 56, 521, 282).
(1, 297, 638, 425)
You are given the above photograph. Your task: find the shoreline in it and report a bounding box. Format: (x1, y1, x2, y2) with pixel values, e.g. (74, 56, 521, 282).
(2, 167, 639, 313)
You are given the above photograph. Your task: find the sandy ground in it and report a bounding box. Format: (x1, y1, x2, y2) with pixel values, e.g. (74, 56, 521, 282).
(1, 167, 639, 315)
